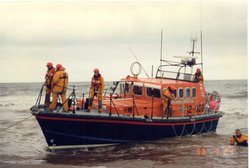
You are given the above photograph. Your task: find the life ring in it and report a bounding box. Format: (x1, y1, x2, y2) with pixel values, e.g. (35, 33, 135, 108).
(130, 62, 142, 76)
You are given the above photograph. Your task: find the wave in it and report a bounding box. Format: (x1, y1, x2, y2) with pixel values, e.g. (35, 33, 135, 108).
(222, 91, 248, 99)
(0, 103, 15, 107)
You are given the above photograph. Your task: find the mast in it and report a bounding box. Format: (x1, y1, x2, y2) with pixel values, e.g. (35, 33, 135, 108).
(160, 29, 163, 68)
(200, 31, 203, 76)
(200, 0, 204, 76)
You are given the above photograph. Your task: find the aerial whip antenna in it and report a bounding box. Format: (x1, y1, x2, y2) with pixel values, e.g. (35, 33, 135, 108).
(200, 0, 204, 76)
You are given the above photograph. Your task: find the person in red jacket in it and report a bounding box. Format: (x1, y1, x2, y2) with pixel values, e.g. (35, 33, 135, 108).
(88, 68, 105, 113)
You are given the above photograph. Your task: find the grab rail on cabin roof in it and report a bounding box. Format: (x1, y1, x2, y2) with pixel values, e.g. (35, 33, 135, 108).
(155, 63, 202, 82)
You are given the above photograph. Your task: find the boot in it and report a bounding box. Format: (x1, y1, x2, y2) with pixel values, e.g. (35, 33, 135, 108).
(98, 100, 102, 113)
(44, 93, 51, 107)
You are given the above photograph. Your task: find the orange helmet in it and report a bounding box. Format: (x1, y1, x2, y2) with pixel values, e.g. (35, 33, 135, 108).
(47, 62, 53, 68)
(56, 64, 62, 69)
(94, 68, 99, 73)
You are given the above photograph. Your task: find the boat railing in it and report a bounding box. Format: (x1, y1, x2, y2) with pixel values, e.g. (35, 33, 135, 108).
(155, 64, 201, 82)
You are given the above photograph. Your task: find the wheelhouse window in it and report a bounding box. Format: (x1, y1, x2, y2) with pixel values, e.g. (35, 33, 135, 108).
(133, 85, 143, 95)
(146, 88, 161, 98)
(185, 88, 191, 98)
(192, 88, 196, 98)
(178, 88, 184, 98)
(125, 83, 130, 93)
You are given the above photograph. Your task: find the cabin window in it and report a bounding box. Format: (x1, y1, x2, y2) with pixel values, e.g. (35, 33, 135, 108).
(125, 83, 130, 93)
(146, 88, 161, 98)
(178, 88, 184, 98)
(120, 84, 124, 93)
(172, 89, 177, 98)
(185, 88, 191, 98)
(133, 85, 143, 95)
(192, 88, 196, 98)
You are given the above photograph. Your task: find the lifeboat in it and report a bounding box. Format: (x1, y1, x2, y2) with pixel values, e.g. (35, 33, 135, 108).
(31, 39, 222, 150)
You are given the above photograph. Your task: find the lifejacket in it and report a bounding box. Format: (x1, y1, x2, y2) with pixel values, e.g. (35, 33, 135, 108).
(91, 74, 102, 90)
(163, 88, 175, 101)
(45, 67, 55, 89)
(51, 68, 68, 93)
(230, 134, 248, 147)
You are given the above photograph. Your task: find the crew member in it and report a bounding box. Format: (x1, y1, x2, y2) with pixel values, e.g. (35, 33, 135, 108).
(194, 68, 204, 83)
(44, 62, 55, 107)
(88, 68, 105, 113)
(49, 64, 69, 112)
(162, 85, 176, 118)
(230, 129, 248, 147)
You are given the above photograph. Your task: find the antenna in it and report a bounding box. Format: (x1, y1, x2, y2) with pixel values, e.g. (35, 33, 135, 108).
(160, 30, 163, 67)
(200, 0, 204, 76)
(200, 31, 203, 75)
(188, 38, 200, 56)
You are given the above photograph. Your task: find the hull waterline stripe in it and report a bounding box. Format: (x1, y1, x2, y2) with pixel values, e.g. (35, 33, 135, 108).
(36, 115, 219, 126)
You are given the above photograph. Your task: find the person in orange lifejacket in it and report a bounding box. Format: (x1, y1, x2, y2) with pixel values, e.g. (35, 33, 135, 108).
(88, 68, 105, 113)
(44, 62, 55, 107)
(230, 129, 248, 147)
(194, 68, 204, 83)
(162, 85, 176, 118)
(49, 64, 69, 112)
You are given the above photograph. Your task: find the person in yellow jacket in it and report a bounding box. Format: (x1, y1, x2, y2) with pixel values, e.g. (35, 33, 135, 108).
(162, 85, 176, 118)
(88, 68, 105, 113)
(49, 64, 69, 112)
(230, 129, 248, 147)
(44, 62, 55, 107)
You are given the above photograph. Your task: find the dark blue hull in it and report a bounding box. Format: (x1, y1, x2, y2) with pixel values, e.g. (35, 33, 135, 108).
(34, 111, 222, 147)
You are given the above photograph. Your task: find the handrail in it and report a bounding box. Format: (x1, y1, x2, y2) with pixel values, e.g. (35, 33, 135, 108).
(151, 95, 154, 119)
(155, 63, 203, 82)
(109, 93, 120, 116)
(56, 85, 76, 113)
(132, 95, 139, 117)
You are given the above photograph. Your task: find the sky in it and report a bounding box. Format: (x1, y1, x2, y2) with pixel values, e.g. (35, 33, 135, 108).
(0, 0, 247, 82)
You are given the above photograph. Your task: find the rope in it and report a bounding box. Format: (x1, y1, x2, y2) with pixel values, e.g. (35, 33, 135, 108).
(172, 124, 185, 137)
(184, 123, 195, 136)
(203, 120, 213, 132)
(0, 115, 33, 133)
(194, 122, 204, 135)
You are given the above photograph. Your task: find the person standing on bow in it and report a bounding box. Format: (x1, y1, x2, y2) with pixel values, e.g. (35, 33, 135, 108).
(44, 62, 55, 107)
(162, 85, 176, 118)
(88, 68, 105, 113)
(49, 64, 69, 112)
(194, 68, 204, 83)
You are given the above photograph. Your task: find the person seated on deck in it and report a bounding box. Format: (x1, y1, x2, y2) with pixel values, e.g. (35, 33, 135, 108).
(87, 68, 105, 113)
(44, 62, 55, 108)
(230, 129, 248, 147)
(194, 68, 204, 83)
(162, 85, 177, 118)
(49, 64, 69, 112)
